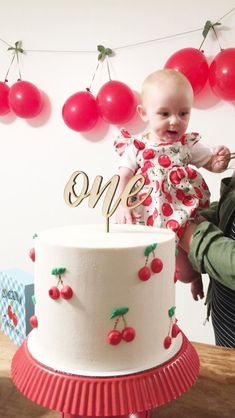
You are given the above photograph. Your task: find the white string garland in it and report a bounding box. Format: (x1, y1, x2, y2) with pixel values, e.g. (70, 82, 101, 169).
(0, 7, 235, 54)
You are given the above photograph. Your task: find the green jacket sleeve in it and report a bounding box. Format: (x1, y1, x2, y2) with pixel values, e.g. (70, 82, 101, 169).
(200, 201, 219, 224)
(188, 221, 235, 290)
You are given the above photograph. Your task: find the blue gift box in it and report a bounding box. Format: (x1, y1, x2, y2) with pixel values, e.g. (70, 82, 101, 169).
(0, 268, 34, 346)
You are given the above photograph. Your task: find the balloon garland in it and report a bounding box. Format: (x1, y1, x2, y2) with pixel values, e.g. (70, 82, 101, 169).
(0, 8, 235, 130)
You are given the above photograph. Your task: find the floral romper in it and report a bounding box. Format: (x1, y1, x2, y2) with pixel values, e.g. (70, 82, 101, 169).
(114, 128, 211, 242)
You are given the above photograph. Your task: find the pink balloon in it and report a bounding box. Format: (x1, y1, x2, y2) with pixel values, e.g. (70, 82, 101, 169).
(62, 91, 99, 132)
(164, 48, 209, 95)
(9, 80, 43, 118)
(96, 80, 136, 124)
(209, 48, 235, 101)
(0, 82, 10, 115)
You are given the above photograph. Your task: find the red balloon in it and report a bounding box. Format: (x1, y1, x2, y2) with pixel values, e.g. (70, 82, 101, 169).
(209, 48, 235, 101)
(96, 80, 136, 124)
(0, 82, 10, 115)
(9, 80, 43, 118)
(164, 48, 209, 95)
(62, 91, 99, 132)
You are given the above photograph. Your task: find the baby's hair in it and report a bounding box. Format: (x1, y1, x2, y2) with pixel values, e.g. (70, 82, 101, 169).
(140, 69, 193, 102)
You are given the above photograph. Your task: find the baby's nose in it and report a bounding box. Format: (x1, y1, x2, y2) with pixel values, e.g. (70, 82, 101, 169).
(169, 115, 178, 125)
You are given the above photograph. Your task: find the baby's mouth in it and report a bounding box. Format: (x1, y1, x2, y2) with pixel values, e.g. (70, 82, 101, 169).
(167, 130, 178, 135)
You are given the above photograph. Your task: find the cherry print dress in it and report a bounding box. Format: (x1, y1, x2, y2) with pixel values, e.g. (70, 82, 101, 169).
(114, 129, 211, 243)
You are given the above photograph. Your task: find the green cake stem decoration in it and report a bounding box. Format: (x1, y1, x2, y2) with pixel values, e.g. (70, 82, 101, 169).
(168, 306, 176, 318)
(138, 242, 163, 281)
(110, 306, 129, 319)
(144, 243, 157, 257)
(49, 267, 73, 301)
(107, 307, 136, 345)
(51, 267, 66, 276)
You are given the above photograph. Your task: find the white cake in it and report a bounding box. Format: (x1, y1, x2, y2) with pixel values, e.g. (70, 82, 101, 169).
(27, 224, 182, 376)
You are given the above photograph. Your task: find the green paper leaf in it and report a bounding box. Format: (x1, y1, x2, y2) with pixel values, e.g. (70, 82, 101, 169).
(7, 40, 24, 54)
(32, 295, 36, 305)
(97, 45, 105, 53)
(202, 20, 212, 38)
(110, 306, 129, 319)
(168, 306, 176, 318)
(51, 267, 66, 275)
(98, 52, 104, 61)
(105, 48, 113, 56)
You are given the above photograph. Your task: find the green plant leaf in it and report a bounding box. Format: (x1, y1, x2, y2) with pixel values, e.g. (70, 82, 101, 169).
(110, 306, 129, 319)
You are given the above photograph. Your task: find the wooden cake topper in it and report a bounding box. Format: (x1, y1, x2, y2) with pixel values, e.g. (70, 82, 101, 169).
(64, 171, 152, 232)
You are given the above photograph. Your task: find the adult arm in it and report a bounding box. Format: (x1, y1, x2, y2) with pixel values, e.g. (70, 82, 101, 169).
(181, 221, 235, 290)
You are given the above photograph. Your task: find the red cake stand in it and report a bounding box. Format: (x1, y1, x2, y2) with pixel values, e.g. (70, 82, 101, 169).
(11, 333, 199, 417)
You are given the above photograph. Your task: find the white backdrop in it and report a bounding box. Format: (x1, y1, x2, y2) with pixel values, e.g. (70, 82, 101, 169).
(1, 0, 235, 344)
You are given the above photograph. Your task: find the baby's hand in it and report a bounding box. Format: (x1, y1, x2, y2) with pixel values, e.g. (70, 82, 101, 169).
(191, 276, 204, 301)
(212, 145, 230, 172)
(115, 205, 140, 224)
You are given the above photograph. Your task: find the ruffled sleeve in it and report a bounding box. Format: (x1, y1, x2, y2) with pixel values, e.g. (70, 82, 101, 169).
(185, 133, 213, 168)
(114, 128, 145, 172)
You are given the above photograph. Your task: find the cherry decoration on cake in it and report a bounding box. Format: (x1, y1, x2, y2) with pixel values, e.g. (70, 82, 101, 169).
(138, 243, 163, 281)
(29, 248, 35, 262)
(30, 315, 38, 328)
(49, 267, 73, 300)
(28, 233, 38, 262)
(107, 307, 136, 345)
(163, 306, 181, 349)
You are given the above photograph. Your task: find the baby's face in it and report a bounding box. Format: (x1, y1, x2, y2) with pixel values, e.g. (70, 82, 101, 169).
(139, 81, 193, 143)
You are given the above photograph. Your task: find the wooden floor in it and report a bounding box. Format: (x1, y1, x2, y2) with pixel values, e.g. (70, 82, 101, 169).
(1, 331, 235, 418)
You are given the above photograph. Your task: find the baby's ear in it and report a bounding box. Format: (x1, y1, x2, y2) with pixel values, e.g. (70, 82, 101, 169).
(137, 104, 148, 122)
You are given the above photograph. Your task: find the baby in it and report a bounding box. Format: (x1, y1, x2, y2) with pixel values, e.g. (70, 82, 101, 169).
(114, 69, 230, 300)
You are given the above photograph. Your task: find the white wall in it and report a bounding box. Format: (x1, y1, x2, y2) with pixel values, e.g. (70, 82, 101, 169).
(1, 0, 235, 344)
